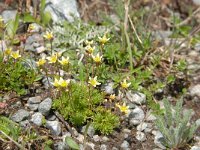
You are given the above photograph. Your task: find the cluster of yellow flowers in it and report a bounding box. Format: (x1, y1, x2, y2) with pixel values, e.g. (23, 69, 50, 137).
(4, 48, 21, 60)
(36, 52, 70, 67)
(52, 77, 70, 88)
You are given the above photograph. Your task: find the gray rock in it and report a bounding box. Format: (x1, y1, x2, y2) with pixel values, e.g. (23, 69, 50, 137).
(137, 122, 148, 131)
(11, 109, 30, 122)
(42, 77, 53, 89)
(146, 111, 157, 121)
(136, 131, 146, 142)
(93, 135, 101, 142)
(112, 147, 119, 150)
(81, 125, 95, 138)
(153, 30, 172, 40)
(152, 130, 166, 149)
(19, 120, 30, 127)
(47, 114, 56, 121)
(25, 34, 43, 52)
(55, 141, 69, 150)
(127, 103, 136, 109)
(196, 119, 200, 127)
(31, 112, 43, 126)
(191, 146, 200, 150)
(76, 134, 84, 143)
(193, 0, 200, 5)
(129, 107, 145, 124)
(126, 91, 146, 105)
(46, 120, 61, 135)
(100, 144, 107, 150)
(1, 10, 17, 23)
(129, 118, 141, 126)
(45, 0, 80, 23)
(28, 96, 42, 104)
(194, 43, 200, 51)
(38, 97, 52, 116)
(27, 103, 39, 111)
(189, 84, 200, 97)
(102, 136, 109, 142)
(103, 82, 114, 94)
(120, 140, 130, 150)
(36, 46, 46, 54)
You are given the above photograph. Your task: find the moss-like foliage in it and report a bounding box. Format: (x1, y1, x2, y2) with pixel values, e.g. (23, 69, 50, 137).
(53, 82, 119, 134)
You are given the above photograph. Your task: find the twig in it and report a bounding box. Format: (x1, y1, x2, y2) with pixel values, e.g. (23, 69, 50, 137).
(0, 130, 25, 150)
(128, 15, 143, 45)
(175, 7, 200, 27)
(54, 111, 75, 137)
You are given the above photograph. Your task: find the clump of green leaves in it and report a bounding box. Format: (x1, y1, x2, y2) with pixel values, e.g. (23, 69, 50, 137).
(155, 98, 199, 149)
(93, 106, 119, 135)
(0, 54, 37, 95)
(53, 82, 119, 134)
(0, 116, 21, 142)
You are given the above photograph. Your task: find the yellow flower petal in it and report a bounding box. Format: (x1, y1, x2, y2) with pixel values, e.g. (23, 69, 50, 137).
(58, 56, 69, 66)
(88, 76, 101, 87)
(10, 50, 21, 60)
(121, 79, 131, 89)
(98, 34, 110, 45)
(43, 31, 53, 40)
(92, 53, 102, 63)
(47, 53, 57, 63)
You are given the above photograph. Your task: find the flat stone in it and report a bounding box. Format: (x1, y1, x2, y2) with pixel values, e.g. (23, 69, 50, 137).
(36, 46, 45, 54)
(100, 144, 107, 150)
(137, 122, 148, 131)
(129, 107, 145, 122)
(81, 124, 95, 138)
(38, 97, 52, 116)
(31, 112, 43, 126)
(103, 82, 114, 94)
(11, 109, 30, 122)
(27, 103, 39, 111)
(45, 0, 80, 23)
(120, 140, 130, 150)
(93, 135, 101, 142)
(28, 96, 42, 104)
(2, 10, 17, 23)
(191, 146, 200, 150)
(46, 120, 61, 135)
(189, 84, 200, 97)
(136, 131, 146, 142)
(126, 91, 146, 105)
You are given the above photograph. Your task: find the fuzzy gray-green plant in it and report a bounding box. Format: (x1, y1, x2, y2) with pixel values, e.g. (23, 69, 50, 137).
(155, 98, 199, 149)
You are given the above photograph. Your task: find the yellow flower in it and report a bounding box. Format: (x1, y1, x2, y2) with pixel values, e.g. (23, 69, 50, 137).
(98, 34, 110, 45)
(92, 53, 102, 63)
(10, 50, 21, 59)
(27, 24, 35, 32)
(58, 77, 70, 88)
(52, 78, 60, 87)
(88, 76, 101, 87)
(58, 56, 69, 66)
(109, 94, 116, 100)
(121, 79, 131, 89)
(85, 45, 95, 54)
(43, 31, 53, 40)
(85, 40, 94, 45)
(36, 57, 46, 66)
(47, 53, 57, 63)
(4, 48, 12, 55)
(52, 77, 70, 88)
(116, 103, 129, 114)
